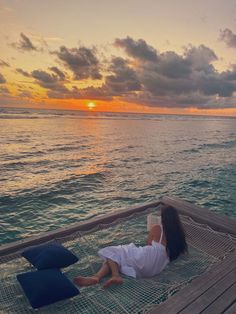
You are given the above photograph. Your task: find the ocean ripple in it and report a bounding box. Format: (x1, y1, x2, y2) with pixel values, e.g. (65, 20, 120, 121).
(1, 108, 236, 244)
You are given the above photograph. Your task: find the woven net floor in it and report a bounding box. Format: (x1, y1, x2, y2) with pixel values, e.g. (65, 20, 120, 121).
(1, 205, 236, 314)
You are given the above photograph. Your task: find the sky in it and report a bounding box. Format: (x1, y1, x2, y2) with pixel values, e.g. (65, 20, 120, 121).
(1, 0, 236, 115)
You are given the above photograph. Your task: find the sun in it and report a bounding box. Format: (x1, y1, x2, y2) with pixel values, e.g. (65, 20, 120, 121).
(87, 102, 96, 110)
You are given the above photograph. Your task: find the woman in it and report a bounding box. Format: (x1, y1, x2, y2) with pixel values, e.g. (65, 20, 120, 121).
(74, 205, 188, 289)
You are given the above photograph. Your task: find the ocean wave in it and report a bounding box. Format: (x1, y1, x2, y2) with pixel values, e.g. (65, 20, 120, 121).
(46, 144, 89, 153)
(1, 108, 236, 245)
(181, 139, 236, 154)
(1, 159, 50, 170)
(0, 115, 42, 119)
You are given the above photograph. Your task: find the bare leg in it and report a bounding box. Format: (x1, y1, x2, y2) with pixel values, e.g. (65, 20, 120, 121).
(103, 259, 123, 289)
(74, 262, 110, 287)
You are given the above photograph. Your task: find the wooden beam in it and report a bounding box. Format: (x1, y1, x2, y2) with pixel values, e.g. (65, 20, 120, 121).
(180, 269, 236, 314)
(150, 251, 236, 314)
(0, 200, 161, 257)
(224, 301, 236, 314)
(201, 283, 236, 314)
(160, 196, 236, 235)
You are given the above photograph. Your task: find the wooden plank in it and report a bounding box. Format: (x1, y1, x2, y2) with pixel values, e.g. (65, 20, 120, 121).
(0, 200, 161, 257)
(161, 196, 236, 233)
(160, 196, 236, 235)
(180, 269, 236, 314)
(201, 283, 236, 314)
(149, 251, 236, 314)
(224, 301, 236, 314)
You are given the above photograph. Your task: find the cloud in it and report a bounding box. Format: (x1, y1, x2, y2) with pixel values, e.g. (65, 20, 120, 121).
(0, 59, 10, 67)
(0, 72, 6, 83)
(53, 45, 102, 80)
(0, 94, 35, 107)
(28, 37, 236, 108)
(31, 69, 63, 87)
(221, 64, 236, 81)
(184, 44, 217, 72)
(31, 68, 80, 99)
(114, 36, 158, 62)
(4, 35, 236, 110)
(78, 86, 112, 100)
(104, 57, 141, 94)
(219, 28, 236, 48)
(111, 37, 236, 108)
(0, 86, 10, 94)
(16, 68, 30, 77)
(18, 91, 32, 98)
(154, 51, 191, 79)
(31, 70, 68, 93)
(49, 67, 66, 80)
(47, 86, 80, 99)
(12, 33, 38, 52)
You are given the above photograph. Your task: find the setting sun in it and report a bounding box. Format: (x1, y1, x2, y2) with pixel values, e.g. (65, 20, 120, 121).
(87, 102, 96, 110)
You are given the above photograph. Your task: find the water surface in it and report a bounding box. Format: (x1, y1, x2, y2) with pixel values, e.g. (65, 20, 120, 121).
(1, 108, 235, 244)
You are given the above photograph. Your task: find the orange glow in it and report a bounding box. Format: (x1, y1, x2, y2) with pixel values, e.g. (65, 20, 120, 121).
(10, 97, 235, 117)
(87, 101, 96, 110)
(3, 86, 236, 116)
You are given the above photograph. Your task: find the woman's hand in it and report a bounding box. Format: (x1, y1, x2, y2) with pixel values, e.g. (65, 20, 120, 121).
(147, 224, 161, 245)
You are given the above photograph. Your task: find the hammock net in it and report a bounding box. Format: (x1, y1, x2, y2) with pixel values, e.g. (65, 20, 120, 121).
(0, 204, 235, 313)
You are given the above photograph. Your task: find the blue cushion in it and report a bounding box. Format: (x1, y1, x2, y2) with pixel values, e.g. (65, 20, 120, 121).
(17, 269, 79, 309)
(21, 242, 78, 270)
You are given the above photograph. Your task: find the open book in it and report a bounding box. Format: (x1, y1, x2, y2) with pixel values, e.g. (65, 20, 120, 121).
(147, 213, 161, 231)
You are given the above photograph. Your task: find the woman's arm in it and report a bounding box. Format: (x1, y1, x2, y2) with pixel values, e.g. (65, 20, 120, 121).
(147, 224, 161, 245)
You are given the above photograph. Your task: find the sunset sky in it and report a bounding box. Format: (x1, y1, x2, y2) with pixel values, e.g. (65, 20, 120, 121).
(1, 0, 236, 115)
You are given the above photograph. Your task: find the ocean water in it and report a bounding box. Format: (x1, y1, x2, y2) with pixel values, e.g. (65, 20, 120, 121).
(0, 107, 236, 245)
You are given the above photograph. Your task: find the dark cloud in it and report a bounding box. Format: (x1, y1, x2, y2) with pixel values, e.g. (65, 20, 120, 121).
(31, 69, 60, 87)
(221, 65, 236, 80)
(12, 33, 37, 51)
(0, 93, 32, 107)
(0, 59, 10, 67)
(31, 68, 80, 99)
(16, 68, 30, 77)
(79, 86, 112, 100)
(219, 28, 236, 48)
(154, 51, 191, 79)
(121, 92, 210, 109)
(104, 57, 141, 94)
(184, 45, 217, 73)
(197, 74, 235, 97)
(49, 67, 66, 80)
(53, 45, 102, 80)
(5, 35, 236, 109)
(47, 86, 80, 99)
(48, 38, 236, 108)
(141, 73, 194, 96)
(84, 37, 235, 109)
(176, 93, 210, 106)
(114, 36, 158, 62)
(0, 72, 6, 83)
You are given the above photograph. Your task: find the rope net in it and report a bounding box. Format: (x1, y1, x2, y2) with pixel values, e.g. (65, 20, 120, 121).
(0, 206, 235, 313)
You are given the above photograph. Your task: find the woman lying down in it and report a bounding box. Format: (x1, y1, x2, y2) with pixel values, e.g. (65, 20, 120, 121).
(74, 205, 188, 289)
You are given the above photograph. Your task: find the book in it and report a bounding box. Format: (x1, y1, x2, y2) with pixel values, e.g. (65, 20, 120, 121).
(147, 213, 160, 231)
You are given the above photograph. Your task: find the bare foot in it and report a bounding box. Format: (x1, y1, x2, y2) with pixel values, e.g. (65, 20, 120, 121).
(103, 276, 123, 289)
(73, 276, 99, 287)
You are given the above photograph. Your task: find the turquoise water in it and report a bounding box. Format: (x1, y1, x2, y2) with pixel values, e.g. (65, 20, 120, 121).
(0, 108, 236, 245)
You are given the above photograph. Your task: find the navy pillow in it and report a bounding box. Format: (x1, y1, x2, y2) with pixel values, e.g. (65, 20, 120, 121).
(17, 269, 79, 309)
(22, 242, 78, 270)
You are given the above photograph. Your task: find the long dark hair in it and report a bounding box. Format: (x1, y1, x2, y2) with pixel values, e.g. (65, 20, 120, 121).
(161, 205, 188, 261)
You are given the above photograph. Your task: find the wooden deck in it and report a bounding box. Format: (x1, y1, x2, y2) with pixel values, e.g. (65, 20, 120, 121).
(150, 196, 236, 314)
(0, 196, 236, 313)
